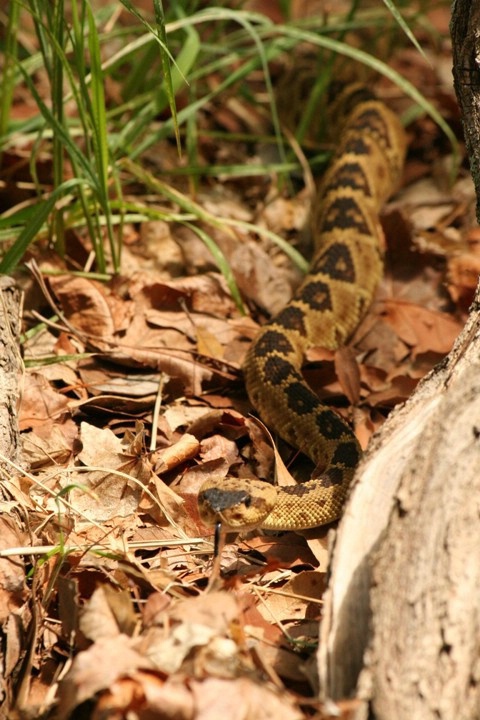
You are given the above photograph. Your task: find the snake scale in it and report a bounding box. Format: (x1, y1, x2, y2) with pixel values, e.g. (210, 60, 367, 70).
(199, 84, 406, 531)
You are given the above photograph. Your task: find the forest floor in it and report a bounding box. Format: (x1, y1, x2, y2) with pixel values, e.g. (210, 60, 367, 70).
(0, 2, 477, 718)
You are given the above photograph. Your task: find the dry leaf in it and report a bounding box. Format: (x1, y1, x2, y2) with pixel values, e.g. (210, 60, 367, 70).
(69, 423, 145, 523)
(153, 434, 200, 474)
(382, 300, 461, 357)
(190, 677, 303, 720)
(19, 372, 71, 431)
(48, 274, 123, 339)
(80, 585, 137, 642)
(0, 518, 27, 625)
(334, 346, 361, 405)
(57, 635, 152, 719)
(93, 672, 194, 720)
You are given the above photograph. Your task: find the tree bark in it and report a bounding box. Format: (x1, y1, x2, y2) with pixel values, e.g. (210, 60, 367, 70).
(0, 276, 22, 473)
(451, 0, 480, 222)
(0, 276, 25, 714)
(317, 4, 480, 717)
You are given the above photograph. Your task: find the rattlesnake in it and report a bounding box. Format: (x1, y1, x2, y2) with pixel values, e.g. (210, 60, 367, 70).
(198, 84, 406, 531)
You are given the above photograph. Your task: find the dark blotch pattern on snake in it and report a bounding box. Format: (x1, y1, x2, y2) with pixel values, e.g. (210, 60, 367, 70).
(198, 84, 406, 531)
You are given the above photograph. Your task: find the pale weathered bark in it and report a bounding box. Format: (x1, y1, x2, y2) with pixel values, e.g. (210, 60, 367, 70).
(318, 298, 480, 718)
(0, 276, 24, 715)
(0, 276, 22, 474)
(317, 3, 480, 718)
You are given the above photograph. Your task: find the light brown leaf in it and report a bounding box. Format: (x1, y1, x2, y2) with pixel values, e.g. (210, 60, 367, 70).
(57, 635, 152, 719)
(382, 299, 461, 357)
(153, 433, 200, 474)
(93, 672, 194, 720)
(0, 518, 27, 625)
(19, 372, 70, 431)
(334, 346, 361, 405)
(191, 677, 303, 720)
(69, 423, 145, 523)
(48, 275, 123, 339)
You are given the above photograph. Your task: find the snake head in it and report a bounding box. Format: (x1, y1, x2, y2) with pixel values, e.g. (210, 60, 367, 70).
(198, 476, 277, 531)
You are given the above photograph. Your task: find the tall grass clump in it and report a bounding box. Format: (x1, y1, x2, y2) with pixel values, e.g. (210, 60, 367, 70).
(0, 0, 455, 280)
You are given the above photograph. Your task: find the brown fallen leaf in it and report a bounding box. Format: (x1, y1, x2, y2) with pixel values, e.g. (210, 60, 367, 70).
(48, 274, 128, 339)
(447, 251, 480, 310)
(137, 591, 245, 676)
(22, 418, 78, 468)
(256, 570, 323, 626)
(382, 299, 461, 357)
(19, 371, 71, 431)
(132, 273, 238, 318)
(69, 422, 184, 527)
(80, 584, 137, 642)
(69, 422, 146, 524)
(367, 374, 419, 407)
(93, 672, 194, 720)
(57, 635, 153, 719)
(196, 324, 225, 359)
(0, 517, 27, 625)
(334, 345, 361, 405)
(152, 433, 200, 474)
(190, 677, 303, 720)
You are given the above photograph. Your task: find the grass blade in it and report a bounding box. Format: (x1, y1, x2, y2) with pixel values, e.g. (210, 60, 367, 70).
(87, 3, 116, 270)
(0, 178, 90, 273)
(0, 0, 20, 156)
(153, 0, 182, 154)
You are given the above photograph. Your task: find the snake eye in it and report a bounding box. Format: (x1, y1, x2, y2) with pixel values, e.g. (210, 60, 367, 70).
(244, 496, 251, 508)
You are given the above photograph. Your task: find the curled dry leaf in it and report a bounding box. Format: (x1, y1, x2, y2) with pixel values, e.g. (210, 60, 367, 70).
(188, 409, 248, 442)
(153, 433, 200, 474)
(137, 591, 243, 676)
(142, 622, 220, 675)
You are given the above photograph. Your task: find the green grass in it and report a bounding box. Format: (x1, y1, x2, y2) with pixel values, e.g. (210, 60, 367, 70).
(0, 0, 456, 283)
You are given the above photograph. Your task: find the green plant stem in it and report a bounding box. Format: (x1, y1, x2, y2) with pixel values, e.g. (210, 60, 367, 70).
(52, 0, 65, 255)
(0, 0, 20, 162)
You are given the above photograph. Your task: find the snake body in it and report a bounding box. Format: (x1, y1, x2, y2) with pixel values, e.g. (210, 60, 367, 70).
(199, 85, 406, 531)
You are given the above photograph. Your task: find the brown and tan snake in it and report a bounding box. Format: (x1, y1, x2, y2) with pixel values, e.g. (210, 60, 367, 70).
(199, 84, 406, 531)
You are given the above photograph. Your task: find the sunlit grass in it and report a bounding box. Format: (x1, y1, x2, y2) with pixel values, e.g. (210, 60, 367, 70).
(0, 0, 456, 279)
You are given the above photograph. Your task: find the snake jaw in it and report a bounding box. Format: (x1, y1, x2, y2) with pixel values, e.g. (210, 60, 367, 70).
(198, 477, 278, 531)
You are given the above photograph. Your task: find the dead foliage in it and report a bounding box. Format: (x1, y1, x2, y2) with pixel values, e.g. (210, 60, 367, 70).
(0, 3, 474, 718)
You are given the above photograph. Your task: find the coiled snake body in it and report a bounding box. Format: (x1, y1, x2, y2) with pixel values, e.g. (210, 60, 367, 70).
(199, 85, 406, 531)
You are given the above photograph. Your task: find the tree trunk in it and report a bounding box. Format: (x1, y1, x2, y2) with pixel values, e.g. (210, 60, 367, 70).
(0, 276, 22, 473)
(451, 0, 480, 223)
(317, 4, 480, 717)
(0, 276, 25, 714)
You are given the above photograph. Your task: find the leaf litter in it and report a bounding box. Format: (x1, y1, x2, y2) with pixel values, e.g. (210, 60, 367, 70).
(1, 4, 476, 719)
